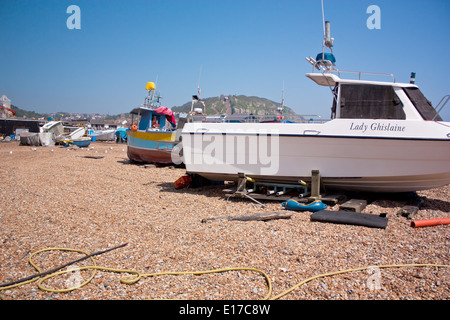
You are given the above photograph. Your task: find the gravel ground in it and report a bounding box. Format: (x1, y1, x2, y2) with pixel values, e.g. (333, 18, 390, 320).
(0, 140, 448, 301)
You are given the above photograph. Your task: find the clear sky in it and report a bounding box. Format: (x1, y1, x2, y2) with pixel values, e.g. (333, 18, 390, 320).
(1, 0, 449, 120)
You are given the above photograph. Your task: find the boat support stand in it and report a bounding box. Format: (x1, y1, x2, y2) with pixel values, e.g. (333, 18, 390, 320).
(224, 172, 326, 206)
(229, 173, 268, 208)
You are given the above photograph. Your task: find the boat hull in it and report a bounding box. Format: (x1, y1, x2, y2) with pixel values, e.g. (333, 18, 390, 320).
(127, 130, 177, 164)
(60, 137, 91, 148)
(193, 171, 450, 193)
(181, 120, 450, 192)
(89, 130, 115, 141)
(72, 139, 91, 148)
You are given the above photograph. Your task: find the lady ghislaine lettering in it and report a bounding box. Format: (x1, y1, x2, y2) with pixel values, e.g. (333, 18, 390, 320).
(370, 122, 406, 132)
(350, 122, 406, 133)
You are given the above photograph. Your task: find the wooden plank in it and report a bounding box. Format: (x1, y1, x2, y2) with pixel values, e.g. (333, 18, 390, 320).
(201, 211, 293, 223)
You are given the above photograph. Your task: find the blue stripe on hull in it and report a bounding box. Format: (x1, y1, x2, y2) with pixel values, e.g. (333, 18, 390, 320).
(128, 135, 175, 150)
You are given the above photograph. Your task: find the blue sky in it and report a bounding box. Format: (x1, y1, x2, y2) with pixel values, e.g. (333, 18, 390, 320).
(1, 0, 449, 120)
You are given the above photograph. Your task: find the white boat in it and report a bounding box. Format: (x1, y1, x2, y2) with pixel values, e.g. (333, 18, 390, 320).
(179, 25, 450, 193)
(63, 126, 86, 140)
(88, 129, 115, 141)
(41, 121, 86, 140)
(41, 121, 65, 137)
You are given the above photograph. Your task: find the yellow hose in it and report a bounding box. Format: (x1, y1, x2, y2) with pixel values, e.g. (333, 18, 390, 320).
(270, 263, 449, 300)
(0, 247, 448, 300)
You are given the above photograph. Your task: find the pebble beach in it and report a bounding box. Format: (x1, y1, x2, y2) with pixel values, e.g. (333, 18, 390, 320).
(0, 140, 448, 301)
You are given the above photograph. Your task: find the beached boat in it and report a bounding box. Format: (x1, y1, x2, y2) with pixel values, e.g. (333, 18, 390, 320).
(60, 136, 92, 148)
(180, 23, 450, 193)
(126, 82, 179, 164)
(72, 137, 92, 148)
(62, 126, 86, 140)
(88, 129, 115, 141)
(41, 121, 65, 137)
(41, 121, 87, 143)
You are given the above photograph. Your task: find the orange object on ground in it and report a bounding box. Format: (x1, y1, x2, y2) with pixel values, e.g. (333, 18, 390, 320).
(411, 218, 450, 228)
(174, 175, 192, 189)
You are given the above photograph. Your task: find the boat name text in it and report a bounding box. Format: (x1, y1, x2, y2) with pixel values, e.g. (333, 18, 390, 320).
(350, 122, 406, 133)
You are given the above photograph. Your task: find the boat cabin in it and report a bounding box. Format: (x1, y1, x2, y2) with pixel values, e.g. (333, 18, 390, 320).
(130, 83, 177, 132)
(129, 106, 176, 132)
(306, 71, 443, 122)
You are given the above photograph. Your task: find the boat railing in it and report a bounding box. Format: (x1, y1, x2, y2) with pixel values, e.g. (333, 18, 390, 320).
(306, 57, 396, 83)
(335, 70, 396, 83)
(432, 95, 450, 121)
(297, 115, 328, 124)
(182, 113, 329, 124)
(331, 69, 396, 83)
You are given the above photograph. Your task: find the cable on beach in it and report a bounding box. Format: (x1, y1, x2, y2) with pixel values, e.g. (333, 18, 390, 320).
(0, 245, 448, 300)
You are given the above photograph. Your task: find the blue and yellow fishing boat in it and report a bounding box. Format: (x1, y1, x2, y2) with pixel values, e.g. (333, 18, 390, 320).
(127, 82, 179, 164)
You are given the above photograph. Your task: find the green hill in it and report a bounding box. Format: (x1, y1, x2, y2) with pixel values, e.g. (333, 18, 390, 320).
(7, 94, 303, 122)
(172, 94, 300, 120)
(10, 105, 46, 119)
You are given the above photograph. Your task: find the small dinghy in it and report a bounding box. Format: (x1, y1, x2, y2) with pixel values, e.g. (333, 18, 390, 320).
(60, 137, 92, 148)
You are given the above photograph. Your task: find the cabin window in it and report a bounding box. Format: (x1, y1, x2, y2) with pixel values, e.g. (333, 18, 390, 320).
(403, 87, 442, 121)
(339, 84, 406, 119)
(152, 115, 162, 128)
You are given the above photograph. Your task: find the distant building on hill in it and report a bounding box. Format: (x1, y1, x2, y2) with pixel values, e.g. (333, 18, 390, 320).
(0, 95, 15, 118)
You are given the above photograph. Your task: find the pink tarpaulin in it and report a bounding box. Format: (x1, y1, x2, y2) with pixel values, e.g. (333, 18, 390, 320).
(154, 106, 176, 126)
(0, 105, 16, 115)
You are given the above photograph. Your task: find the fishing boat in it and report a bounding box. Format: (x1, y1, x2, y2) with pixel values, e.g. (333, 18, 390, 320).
(179, 21, 450, 193)
(126, 82, 179, 164)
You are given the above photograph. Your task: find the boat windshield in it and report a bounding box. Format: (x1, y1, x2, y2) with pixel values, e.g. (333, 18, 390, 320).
(338, 84, 406, 120)
(403, 87, 442, 121)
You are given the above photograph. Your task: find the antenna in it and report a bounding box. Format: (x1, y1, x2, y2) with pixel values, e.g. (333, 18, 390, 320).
(321, 0, 334, 52)
(308, 0, 336, 71)
(152, 75, 159, 100)
(191, 66, 206, 114)
(321, 0, 326, 38)
(197, 65, 202, 98)
(277, 81, 285, 120)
